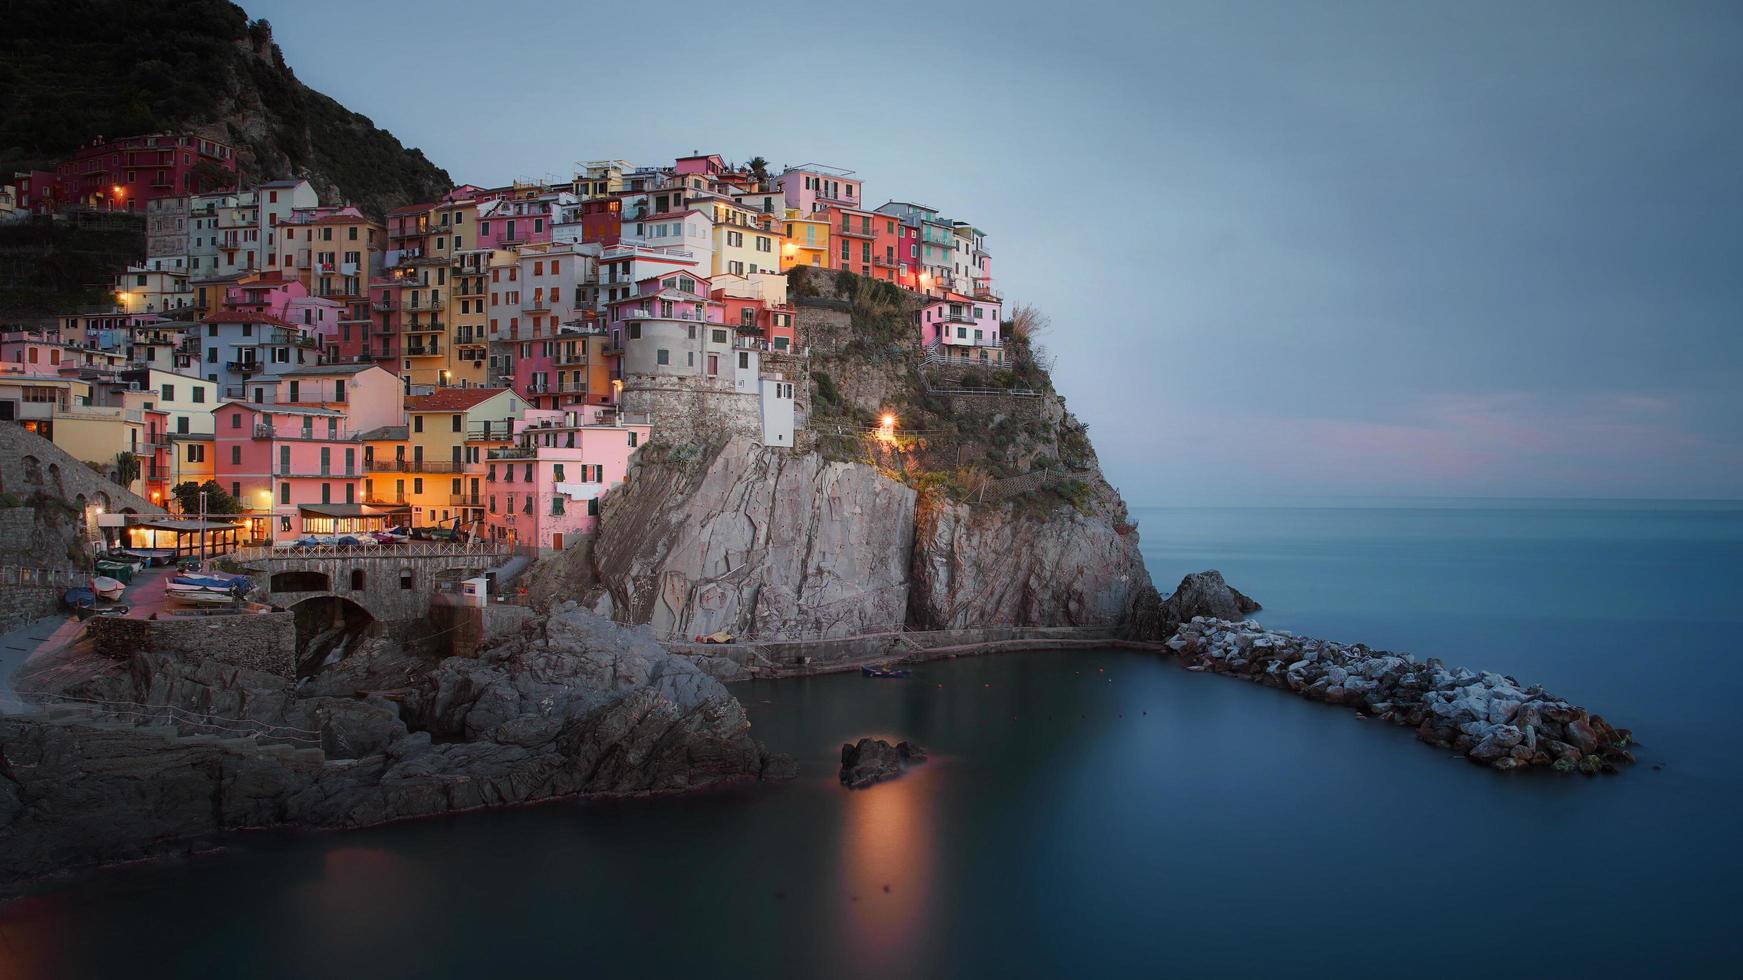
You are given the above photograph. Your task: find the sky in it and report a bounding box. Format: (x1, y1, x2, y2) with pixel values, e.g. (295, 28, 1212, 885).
(246, 0, 1742, 504)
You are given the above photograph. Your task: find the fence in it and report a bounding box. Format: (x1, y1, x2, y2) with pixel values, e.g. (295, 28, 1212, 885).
(0, 565, 86, 588)
(1, 691, 324, 749)
(229, 540, 513, 563)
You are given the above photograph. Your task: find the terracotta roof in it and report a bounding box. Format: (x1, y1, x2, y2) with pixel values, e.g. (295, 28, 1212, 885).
(404, 387, 511, 412)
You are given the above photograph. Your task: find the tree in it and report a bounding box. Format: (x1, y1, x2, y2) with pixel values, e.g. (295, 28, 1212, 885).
(747, 156, 770, 183)
(172, 480, 244, 515)
(112, 451, 140, 489)
(1007, 303, 1051, 339)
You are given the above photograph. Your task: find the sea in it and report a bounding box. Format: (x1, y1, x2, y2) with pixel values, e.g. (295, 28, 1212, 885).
(2, 499, 1739, 978)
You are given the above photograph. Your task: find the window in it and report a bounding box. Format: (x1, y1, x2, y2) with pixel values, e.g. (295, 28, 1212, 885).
(553, 464, 565, 482)
(231, 445, 240, 465)
(280, 483, 290, 504)
(192, 387, 205, 404)
(230, 412, 240, 429)
(656, 349, 669, 365)
(712, 329, 728, 345)
(350, 569, 365, 590)
(400, 569, 414, 590)
(414, 415, 424, 433)
(162, 383, 176, 401)
(452, 414, 462, 432)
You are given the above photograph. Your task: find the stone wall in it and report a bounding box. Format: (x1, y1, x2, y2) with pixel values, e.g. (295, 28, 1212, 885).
(87, 611, 296, 678)
(619, 375, 763, 446)
(0, 585, 59, 633)
(0, 424, 163, 514)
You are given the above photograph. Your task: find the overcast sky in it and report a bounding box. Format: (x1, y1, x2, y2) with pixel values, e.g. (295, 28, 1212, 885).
(249, 0, 1741, 503)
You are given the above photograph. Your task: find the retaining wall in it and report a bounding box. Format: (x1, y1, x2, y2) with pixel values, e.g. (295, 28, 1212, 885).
(88, 611, 296, 678)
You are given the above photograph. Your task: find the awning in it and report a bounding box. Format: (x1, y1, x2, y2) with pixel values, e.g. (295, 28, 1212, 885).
(133, 519, 245, 532)
(296, 502, 411, 518)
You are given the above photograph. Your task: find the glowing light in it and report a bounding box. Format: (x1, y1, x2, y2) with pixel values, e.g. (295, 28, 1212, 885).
(112, 185, 124, 196)
(876, 412, 897, 445)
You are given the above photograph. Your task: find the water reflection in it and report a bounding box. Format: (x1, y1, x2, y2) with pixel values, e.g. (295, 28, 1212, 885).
(837, 761, 938, 971)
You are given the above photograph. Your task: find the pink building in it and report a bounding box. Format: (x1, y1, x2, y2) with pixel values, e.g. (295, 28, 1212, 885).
(213, 401, 385, 541)
(775, 165, 862, 215)
(919, 292, 1005, 365)
(482, 410, 649, 552)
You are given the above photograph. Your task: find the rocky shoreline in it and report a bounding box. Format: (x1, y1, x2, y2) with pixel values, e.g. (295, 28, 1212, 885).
(1165, 615, 1636, 772)
(0, 604, 793, 890)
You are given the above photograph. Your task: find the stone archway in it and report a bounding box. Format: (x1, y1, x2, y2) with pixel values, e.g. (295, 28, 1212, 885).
(285, 593, 375, 678)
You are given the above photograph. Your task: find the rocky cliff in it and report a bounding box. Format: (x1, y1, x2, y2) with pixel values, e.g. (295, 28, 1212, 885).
(0, 606, 789, 887)
(561, 271, 1152, 642)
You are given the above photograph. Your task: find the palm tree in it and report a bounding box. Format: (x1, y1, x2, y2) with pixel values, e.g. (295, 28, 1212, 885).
(747, 156, 770, 183)
(112, 450, 140, 490)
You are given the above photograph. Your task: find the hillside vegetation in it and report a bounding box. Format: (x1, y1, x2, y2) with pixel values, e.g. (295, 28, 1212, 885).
(0, 0, 452, 217)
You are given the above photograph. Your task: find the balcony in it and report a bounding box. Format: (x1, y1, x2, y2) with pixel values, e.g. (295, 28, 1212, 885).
(555, 379, 592, 393)
(364, 459, 461, 473)
(228, 360, 263, 375)
(451, 494, 484, 508)
(370, 301, 396, 312)
(937, 311, 977, 325)
(554, 349, 588, 366)
(524, 380, 550, 393)
(487, 447, 536, 460)
(973, 286, 1002, 303)
(404, 295, 447, 312)
(272, 466, 358, 479)
(403, 321, 445, 334)
(466, 422, 512, 441)
(837, 224, 874, 240)
(405, 345, 443, 358)
(455, 329, 485, 346)
(362, 492, 407, 506)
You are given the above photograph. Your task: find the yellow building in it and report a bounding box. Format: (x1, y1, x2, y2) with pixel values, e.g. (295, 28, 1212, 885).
(708, 200, 784, 277)
(781, 209, 829, 270)
(403, 387, 529, 527)
(451, 248, 493, 386)
(169, 434, 215, 501)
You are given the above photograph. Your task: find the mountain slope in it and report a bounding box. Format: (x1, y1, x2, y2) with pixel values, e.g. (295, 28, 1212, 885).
(0, 0, 451, 217)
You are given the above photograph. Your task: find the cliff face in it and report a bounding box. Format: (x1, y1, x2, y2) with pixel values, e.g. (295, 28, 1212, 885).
(587, 439, 917, 640)
(909, 496, 1147, 630)
(570, 272, 1153, 640)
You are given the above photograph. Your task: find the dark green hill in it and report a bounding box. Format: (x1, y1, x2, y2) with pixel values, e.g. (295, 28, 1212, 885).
(0, 0, 451, 218)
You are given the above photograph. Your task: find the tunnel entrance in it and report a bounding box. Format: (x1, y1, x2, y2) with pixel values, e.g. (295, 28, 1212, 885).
(287, 594, 375, 679)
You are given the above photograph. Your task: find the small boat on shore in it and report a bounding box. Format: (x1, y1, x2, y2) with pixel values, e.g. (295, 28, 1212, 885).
(165, 584, 240, 607)
(89, 576, 126, 602)
(861, 665, 911, 679)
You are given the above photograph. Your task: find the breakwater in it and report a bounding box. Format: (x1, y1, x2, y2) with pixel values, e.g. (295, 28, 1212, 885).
(1166, 617, 1636, 772)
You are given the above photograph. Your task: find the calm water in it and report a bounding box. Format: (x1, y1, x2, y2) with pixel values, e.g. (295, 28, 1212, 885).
(3, 501, 1741, 978)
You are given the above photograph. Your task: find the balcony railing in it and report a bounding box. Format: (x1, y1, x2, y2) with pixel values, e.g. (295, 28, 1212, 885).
(451, 494, 485, 507)
(227, 360, 263, 375)
(487, 447, 536, 460)
(272, 466, 358, 478)
(466, 422, 513, 441)
(363, 459, 461, 473)
(405, 345, 443, 357)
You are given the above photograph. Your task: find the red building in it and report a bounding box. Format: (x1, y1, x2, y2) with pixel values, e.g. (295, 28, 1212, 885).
(19, 133, 238, 214)
(579, 198, 623, 245)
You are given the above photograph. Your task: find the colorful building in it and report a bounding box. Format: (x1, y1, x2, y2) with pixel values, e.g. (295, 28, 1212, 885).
(19, 133, 237, 214)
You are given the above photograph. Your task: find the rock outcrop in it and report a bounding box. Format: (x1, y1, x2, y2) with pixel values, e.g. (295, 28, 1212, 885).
(0, 607, 789, 887)
(1165, 617, 1636, 773)
(839, 737, 927, 788)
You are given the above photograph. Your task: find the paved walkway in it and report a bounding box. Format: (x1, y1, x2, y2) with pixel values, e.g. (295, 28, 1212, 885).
(0, 566, 179, 714)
